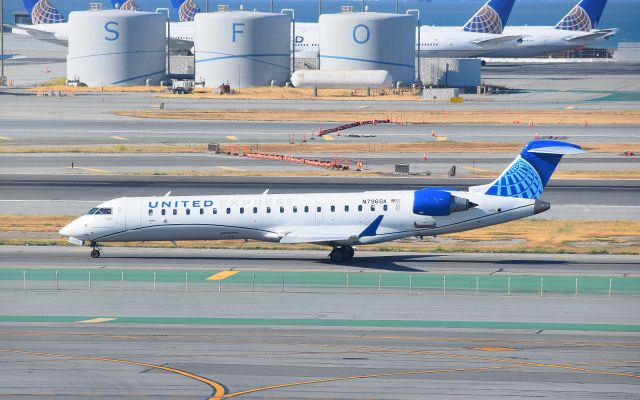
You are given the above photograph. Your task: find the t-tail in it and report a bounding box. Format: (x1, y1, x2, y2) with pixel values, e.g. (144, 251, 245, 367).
(23, 0, 65, 24)
(555, 0, 608, 31)
(462, 0, 515, 34)
(470, 140, 585, 199)
(111, 0, 142, 11)
(170, 0, 200, 22)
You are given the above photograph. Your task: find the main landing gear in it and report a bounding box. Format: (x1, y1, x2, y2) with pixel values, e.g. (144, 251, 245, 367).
(90, 242, 102, 258)
(329, 246, 355, 263)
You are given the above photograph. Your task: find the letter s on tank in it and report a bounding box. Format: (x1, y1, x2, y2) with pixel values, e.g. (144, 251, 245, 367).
(105, 21, 119, 41)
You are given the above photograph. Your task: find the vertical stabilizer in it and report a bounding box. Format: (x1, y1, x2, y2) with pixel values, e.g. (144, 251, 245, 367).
(462, 0, 515, 34)
(555, 0, 608, 31)
(23, 0, 65, 24)
(111, 0, 142, 11)
(471, 140, 584, 199)
(170, 0, 200, 22)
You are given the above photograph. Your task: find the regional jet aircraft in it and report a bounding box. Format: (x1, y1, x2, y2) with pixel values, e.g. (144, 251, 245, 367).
(483, 0, 617, 57)
(59, 141, 583, 263)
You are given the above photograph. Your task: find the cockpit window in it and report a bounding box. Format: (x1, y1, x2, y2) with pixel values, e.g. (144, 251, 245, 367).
(87, 208, 112, 215)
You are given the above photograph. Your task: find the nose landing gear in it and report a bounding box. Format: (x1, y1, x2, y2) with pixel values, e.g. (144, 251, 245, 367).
(329, 245, 355, 263)
(90, 242, 101, 258)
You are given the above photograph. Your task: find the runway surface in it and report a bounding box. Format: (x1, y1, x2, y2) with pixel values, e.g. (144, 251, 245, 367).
(1, 175, 638, 220)
(3, 246, 639, 276)
(1, 273, 639, 399)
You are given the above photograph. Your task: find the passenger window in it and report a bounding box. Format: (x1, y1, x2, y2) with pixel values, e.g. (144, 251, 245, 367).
(383, 204, 388, 211)
(240, 207, 244, 214)
(148, 209, 153, 216)
(200, 208, 204, 215)
(253, 207, 258, 214)
(173, 209, 177, 215)
(280, 206, 284, 213)
(267, 207, 271, 214)
(330, 205, 335, 212)
(371, 205, 375, 212)
(358, 205, 363, 212)
(186, 209, 191, 215)
(226, 208, 231, 214)
(161, 209, 166, 216)
(396, 204, 401, 211)
(317, 206, 321, 212)
(344, 205, 349, 212)
(213, 208, 217, 214)
(304, 206, 309, 213)
(293, 206, 298, 213)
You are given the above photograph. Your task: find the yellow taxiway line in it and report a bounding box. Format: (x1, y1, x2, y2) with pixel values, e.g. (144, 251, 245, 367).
(71, 166, 112, 174)
(225, 135, 238, 141)
(216, 166, 246, 172)
(0, 348, 227, 399)
(0, 136, 12, 140)
(76, 318, 118, 324)
(206, 271, 239, 281)
(110, 136, 128, 141)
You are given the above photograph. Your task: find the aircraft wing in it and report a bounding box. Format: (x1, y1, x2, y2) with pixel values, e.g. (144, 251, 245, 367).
(170, 38, 194, 53)
(472, 35, 523, 47)
(0, 54, 25, 61)
(11, 24, 68, 46)
(563, 29, 618, 42)
(277, 215, 384, 245)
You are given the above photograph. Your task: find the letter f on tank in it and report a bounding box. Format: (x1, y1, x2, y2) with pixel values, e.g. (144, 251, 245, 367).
(232, 23, 245, 42)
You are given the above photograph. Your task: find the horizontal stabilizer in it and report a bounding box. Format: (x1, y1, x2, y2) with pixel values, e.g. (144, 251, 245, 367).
(528, 146, 586, 155)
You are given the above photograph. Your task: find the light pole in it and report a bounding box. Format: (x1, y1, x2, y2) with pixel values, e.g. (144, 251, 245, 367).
(406, 9, 420, 85)
(1, 0, 5, 85)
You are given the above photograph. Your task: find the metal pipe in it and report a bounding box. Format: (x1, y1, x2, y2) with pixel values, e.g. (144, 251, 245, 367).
(1, 0, 5, 84)
(406, 9, 420, 84)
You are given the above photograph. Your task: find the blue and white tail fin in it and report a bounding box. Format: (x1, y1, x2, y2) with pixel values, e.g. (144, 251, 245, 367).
(471, 141, 584, 199)
(462, 0, 515, 34)
(555, 0, 608, 31)
(111, 0, 142, 11)
(23, 0, 65, 24)
(170, 0, 200, 22)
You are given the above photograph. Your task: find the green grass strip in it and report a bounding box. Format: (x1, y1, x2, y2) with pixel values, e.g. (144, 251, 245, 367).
(0, 315, 638, 332)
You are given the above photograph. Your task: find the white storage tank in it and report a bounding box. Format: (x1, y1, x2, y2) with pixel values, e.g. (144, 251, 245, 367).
(291, 70, 392, 89)
(67, 10, 166, 86)
(195, 11, 290, 88)
(420, 58, 481, 88)
(319, 12, 415, 84)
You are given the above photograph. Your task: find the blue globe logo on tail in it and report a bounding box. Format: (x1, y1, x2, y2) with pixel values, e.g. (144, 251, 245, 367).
(178, 0, 200, 22)
(555, 5, 592, 31)
(119, 0, 141, 11)
(30, 0, 65, 24)
(485, 157, 543, 199)
(463, 4, 503, 34)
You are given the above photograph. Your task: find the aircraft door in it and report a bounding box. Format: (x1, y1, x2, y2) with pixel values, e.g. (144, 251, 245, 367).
(125, 198, 142, 231)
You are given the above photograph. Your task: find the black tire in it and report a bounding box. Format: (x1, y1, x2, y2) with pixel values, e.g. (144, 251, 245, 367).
(342, 246, 355, 261)
(329, 248, 344, 263)
(90, 249, 100, 258)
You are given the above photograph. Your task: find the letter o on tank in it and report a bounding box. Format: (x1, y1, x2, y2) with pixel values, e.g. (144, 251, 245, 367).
(352, 24, 370, 44)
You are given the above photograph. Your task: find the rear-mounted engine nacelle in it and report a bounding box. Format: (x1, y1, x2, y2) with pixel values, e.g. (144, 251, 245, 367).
(413, 189, 476, 216)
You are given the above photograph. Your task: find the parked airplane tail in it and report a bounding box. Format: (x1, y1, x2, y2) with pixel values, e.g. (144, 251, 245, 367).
(555, 0, 608, 31)
(111, 0, 141, 11)
(23, 0, 65, 24)
(170, 0, 200, 22)
(471, 140, 584, 199)
(462, 0, 515, 34)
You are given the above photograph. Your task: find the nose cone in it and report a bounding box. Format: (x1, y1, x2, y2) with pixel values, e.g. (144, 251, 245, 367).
(59, 219, 81, 237)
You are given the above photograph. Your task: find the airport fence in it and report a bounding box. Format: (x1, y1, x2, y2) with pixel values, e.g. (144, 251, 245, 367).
(1, 269, 639, 298)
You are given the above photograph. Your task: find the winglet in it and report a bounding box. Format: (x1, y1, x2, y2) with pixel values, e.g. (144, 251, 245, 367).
(359, 215, 384, 238)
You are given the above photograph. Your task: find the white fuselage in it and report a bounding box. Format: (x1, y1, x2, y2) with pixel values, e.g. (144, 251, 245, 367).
(482, 26, 608, 57)
(60, 189, 537, 246)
